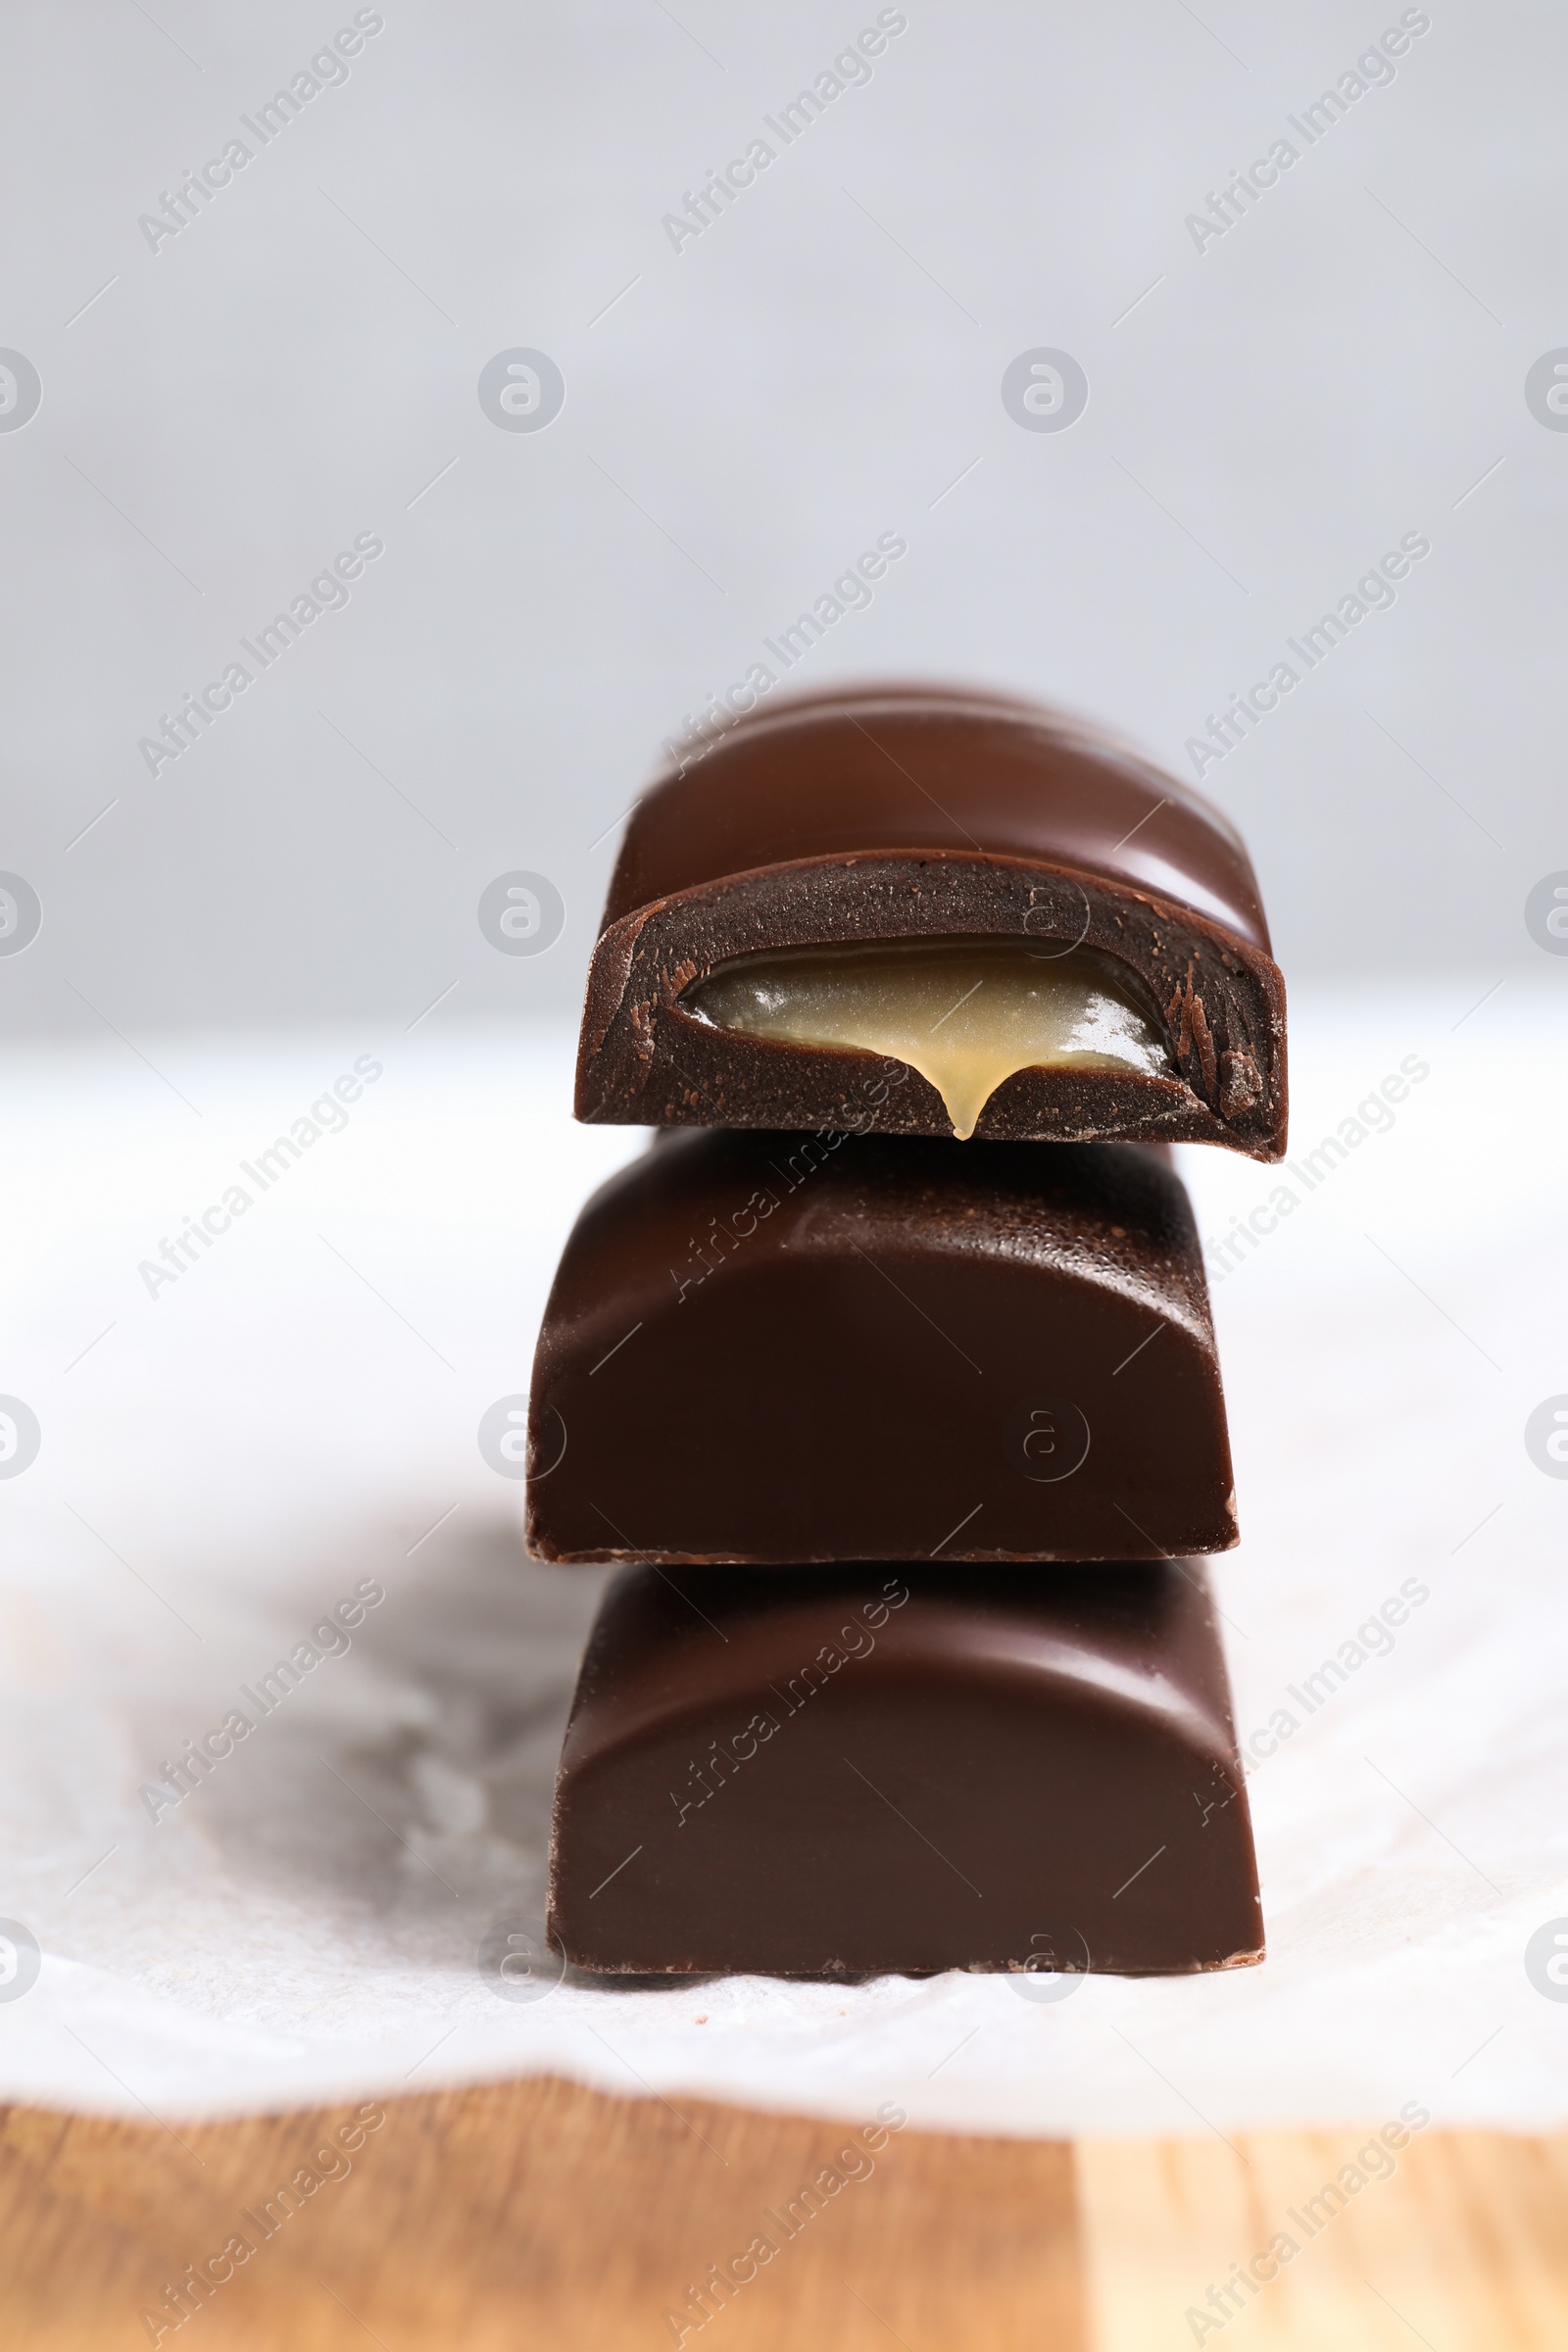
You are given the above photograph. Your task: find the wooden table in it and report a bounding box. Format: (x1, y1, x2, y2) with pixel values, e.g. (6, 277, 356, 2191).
(3, 2081, 1564, 2348)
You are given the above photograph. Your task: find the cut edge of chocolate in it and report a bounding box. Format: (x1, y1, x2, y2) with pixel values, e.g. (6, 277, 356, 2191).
(576, 850, 1286, 1159)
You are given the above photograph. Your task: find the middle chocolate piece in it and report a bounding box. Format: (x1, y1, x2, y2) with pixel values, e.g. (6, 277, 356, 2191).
(527, 1126, 1235, 1565)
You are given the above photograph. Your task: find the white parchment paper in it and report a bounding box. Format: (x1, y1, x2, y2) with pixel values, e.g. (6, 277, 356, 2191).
(1, 982, 1565, 2136)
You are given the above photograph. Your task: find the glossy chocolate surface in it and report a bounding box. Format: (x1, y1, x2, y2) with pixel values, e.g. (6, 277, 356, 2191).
(578, 686, 1287, 1159)
(526, 1129, 1236, 1565)
(606, 684, 1267, 941)
(548, 1561, 1264, 1978)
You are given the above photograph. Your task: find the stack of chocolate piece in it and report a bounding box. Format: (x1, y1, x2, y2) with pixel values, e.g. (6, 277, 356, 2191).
(528, 685, 1285, 1982)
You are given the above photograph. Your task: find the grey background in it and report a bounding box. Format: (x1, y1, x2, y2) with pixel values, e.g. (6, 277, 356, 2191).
(1, 0, 1563, 1037)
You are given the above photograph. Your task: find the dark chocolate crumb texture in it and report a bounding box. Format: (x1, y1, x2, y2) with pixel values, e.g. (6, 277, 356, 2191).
(576, 684, 1287, 1159)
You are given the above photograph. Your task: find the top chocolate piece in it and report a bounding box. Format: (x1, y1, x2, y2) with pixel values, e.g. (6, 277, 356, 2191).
(577, 685, 1287, 1160)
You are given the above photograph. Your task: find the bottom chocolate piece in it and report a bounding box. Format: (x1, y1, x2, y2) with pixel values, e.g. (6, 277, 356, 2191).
(548, 1563, 1263, 1979)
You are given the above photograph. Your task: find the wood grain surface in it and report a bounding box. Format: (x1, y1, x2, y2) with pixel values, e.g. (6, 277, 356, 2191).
(1, 2081, 1563, 2350)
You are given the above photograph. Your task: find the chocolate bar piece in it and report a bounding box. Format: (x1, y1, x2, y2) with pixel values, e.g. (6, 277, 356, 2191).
(525, 1128, 1235, 1565)
(577, 686, 1286, 1159)
(548, 1561, 1263, 1978)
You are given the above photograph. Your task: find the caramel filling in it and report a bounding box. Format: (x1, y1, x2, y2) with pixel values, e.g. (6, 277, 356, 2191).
(684, 939, 1170, 1139)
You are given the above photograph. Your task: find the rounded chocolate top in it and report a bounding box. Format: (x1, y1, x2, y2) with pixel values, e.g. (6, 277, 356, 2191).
(604, 685, 1270, 952)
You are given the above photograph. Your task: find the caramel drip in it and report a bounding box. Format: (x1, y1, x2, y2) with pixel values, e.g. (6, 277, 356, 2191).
(685, 940, 1169, 1139)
